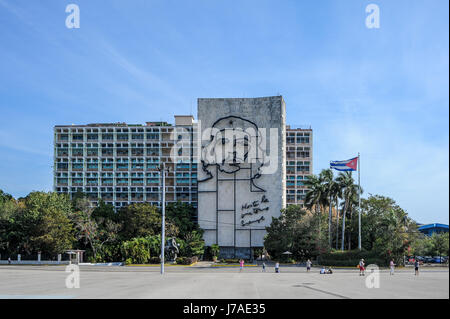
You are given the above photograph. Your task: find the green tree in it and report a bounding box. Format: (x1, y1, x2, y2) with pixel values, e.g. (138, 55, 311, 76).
(431, 232, 449, 260)
(265, 205, 325, 261)
(12, 192, 75, 256)
(116, 203, 179, 240)
(330, 176, 343, 250)
(304, 174, 328, 250)
(121, 238, 151, 264)
(0, 189, 13, 202)
(144, 234, 162, 257)
(360, 195, 403, 251)
(320, 169, 335, 248)
(182, 230, 205, 257)
(166, 202, 199, 238)
(0, 190, 17, 254)
(372, 200, 414, 265)
(70, 197, 120, 261)
(92, 199, 116, 222)
(359, 194, 417, 265)
(336, 172, 362, 250)
(410, 234, 433, 257)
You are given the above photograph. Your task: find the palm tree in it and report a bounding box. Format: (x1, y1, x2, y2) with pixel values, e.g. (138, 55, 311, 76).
(330, 178, 342, 250)
(336, 172, 362, 250)
(343, 191, 359, 250)
(319, 169, 335, 249)
(304, 174, 328, 250)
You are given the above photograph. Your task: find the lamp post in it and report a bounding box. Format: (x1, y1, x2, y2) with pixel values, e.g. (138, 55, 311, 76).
(159, 162, 169, 275)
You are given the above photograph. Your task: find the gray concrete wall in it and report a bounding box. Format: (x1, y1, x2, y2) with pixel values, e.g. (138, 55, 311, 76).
(0, 260, 69, 265)
(197, 96, 286, 254)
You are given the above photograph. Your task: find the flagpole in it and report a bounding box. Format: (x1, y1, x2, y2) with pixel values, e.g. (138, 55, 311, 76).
(358, 152, 361, 251)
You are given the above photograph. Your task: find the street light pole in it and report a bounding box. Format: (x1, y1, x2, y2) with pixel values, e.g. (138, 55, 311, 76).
(160, 162, 166, 275)
(358, 153, 361, 251)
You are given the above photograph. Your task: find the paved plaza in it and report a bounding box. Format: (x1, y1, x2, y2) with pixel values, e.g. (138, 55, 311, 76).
(0, 264, 448, 299)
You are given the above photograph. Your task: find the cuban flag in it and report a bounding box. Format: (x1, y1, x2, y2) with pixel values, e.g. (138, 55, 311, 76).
(330, 157, 358, 171)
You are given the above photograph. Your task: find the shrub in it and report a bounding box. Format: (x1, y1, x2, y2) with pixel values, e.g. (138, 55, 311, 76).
(148, 257, 160, 264)
(143, 235, 161, 257)
(222, 258, 251, 264)
(182, 231, 205, 257)
(253, 247, 263, 259)
(176, 256, 198, 265)
(210, 244, 220, 258)
(120, 238, 150, 264)
(317, 250, 386, 267)
(99, 242, 121, 262)
(224, 258, 240, 263)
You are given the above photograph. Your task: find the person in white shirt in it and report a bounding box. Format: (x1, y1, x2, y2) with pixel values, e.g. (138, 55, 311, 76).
(414, 259, 420, 276)
(389, 260, 395, 275)
(306, 259, 312, 272)
(359, 259, 365, 276)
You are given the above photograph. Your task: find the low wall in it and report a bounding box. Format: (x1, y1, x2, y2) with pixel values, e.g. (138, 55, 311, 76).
(79, 262, 123, 266)
(0, 260, 69, 265)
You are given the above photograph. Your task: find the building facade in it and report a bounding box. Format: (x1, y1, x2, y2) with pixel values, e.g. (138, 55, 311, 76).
(53, 98, 313, 257)
(285, 125, 313, 207)
(53, 115, 198, 210)
(196, 96, 286, 258)
(418, 223, 449, 236)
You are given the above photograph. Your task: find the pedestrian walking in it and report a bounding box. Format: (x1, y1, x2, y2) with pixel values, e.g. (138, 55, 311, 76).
(414, 259, 420, 276)
(275, 262, 280, 273)
(389, 259, 395, 275)
(359, 259, 365, 276)
(262, 262, 266, 272)
(7, 257, 11, 265)
(239, 259, 244, 272)
(306, 259, 312, 272)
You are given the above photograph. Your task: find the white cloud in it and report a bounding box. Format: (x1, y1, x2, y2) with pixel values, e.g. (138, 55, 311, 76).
(323, 114, 449, 224)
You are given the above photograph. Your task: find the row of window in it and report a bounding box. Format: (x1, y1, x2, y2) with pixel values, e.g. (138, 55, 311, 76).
(56, 149, 189, 157)
(286, 151, 310, 158)
(57, 178, 197, 185)
(57, 172, 197, 178)
(286, 132, 311, 136)
(56, 133, 189, 142)
(55, 127, 181, 134)
(56, 158, 163, 163)
(286, 175, 307, 180)
(286, 195, 306, 201)
(56, 143, 166, 148)
(286, 181, 307, 186)
(57, 186, 196, 192)
(286, 161, 311, 165)
(287, 189, 308, 194)
(286, 137, 311, 144)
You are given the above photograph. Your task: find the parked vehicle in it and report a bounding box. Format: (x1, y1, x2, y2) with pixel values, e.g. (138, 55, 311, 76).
(432, 256, 447, 263)
(424, 256, 434, 263)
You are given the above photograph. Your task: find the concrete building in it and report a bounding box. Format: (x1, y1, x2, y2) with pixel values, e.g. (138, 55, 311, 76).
(53, 115, 198, 210)
(197, 96, 286, 258)
(285, 125, 313, 207)
(418, 223, 449, 236)
(53, 97, 313, 258)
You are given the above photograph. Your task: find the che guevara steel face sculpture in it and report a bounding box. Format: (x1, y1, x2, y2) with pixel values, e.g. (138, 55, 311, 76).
(198, 116, 270, 227)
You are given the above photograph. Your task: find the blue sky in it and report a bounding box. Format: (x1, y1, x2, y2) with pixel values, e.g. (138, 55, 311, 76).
(0, 0, 448, 223)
